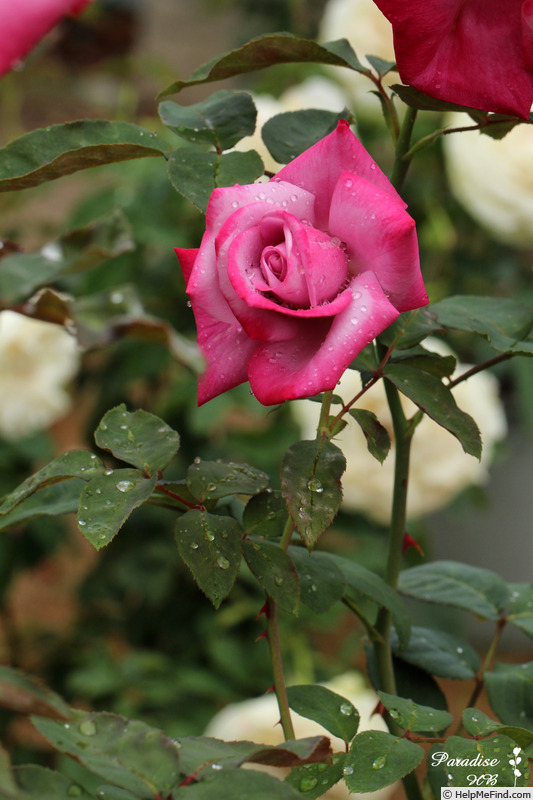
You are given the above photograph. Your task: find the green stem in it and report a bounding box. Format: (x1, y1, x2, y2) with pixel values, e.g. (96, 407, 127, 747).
(390, 106, 418, 194)
(266, 596, 295, 740)
(373, 368, 413, 694)
(448, 353, 512, 390)
(317, 390, 333, 437)
(280, 516, 295, 552)
(455, 616, 507, 736)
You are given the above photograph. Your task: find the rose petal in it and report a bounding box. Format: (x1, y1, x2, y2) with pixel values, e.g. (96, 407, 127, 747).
(193, 304, 257, 405)
(0, 0, 92, 76)
(248, 271, 399, 405)
(206, 180, 315, 239)
(329, 171, 427, 313)
(274, 120, 405, 230)
(374, 0, 533, 118)
(175, 247, 199, 285)
(213, 193, 318, 342)
(523, 0, 533, 71)
(227, 208, 349, 305)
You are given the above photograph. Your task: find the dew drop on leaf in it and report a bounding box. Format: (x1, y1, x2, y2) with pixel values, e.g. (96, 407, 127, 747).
(340, 702, 353, 716)
(217, 555, 230, 570)
(343, 766, 354, 776)
(372, 756, 386, 770)
(300, 775, 318, 791)
(79, 719, 96, 736)
(116, 480, 134, 493)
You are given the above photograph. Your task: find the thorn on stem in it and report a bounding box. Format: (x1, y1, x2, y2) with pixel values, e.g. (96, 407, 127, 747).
(256, 602, 270, 619)
(402, 532, 424, 556)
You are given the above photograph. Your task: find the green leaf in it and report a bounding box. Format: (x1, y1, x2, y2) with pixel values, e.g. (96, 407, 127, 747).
(507, 583, 533, 638)
(174, 768, 305, 800)
(262, 109, 349, 164)
(32, 711, 181, 797)
(0, 210, 134, 304)
(0, 450, 105, 515)
(332, 555, 410, 649)
(387, 348, 456, 379)
(175, 510, 242, 608)
(348, 409, 390, 464)
(14, 766, 93, 800)
(391, 84, 485, 114)
(0, 121, 168, 192)
(0, 480, 84, 531)
(81, 787, 138, 800)
(427, 735, 529, 789)
(159, 91, 257, 150)
(243, 490, 288, 539)
(242, 537, 299, 614)
(383, 363, 482, 458)
(479, 116, 522, 140)
(390, 626, 480, 680)
(286, 684, 359, 743)
(167, 147, 264, 213)
(71, 285, 203, 372)
(365, 55, 396, 77)
(430, 295, 533, 355)
(288, 547, 345, 614)
(399, 561, 510, 620)
(285, 753, 346, 799)
(186, 460, 269, 502)
(0, 746, 20, 800)
(377, 691, 453, 733)
(281, 439, 345, 550)
(0, 665, 70, 718)
(176, 734, 332, 775)
(77, 469, 157, 549)
(158, 34, 369, 96)
(377, 308, 443, 351)
(344, 730, 424, 792)
(484, 662, 533, 728)
(462, 708, 533, 749)
(95, 405, 180, 475)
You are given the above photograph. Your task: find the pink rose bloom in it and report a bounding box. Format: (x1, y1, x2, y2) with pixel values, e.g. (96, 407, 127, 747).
(0, 0, 92, 77)
(372, 0, 533, 118)
(176, 121, 427, 406)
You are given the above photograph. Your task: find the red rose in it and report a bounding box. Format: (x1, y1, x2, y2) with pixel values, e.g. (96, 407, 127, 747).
(176, 121, 427, 406)
(373, 0, 533, 118)
(0, 0, 92, 77)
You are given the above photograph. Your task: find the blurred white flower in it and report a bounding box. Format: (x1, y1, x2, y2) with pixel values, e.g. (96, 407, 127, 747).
(235, 76, 349, 173)
(293, 340, 507, 524)
(205, 672, 392, 800)
(443, 113, 533, 246)
(0, 311, 80, 439)
(318, 0, 395, 114)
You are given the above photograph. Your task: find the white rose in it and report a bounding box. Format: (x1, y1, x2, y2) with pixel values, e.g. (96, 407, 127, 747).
(293, 340, 507, 524)
(318, 0, 395, 114)
(0, 311, 80, 439)
(235, 76, 349, 173)
(205, 672, 393, 800)
(443, 112, 533, 246)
